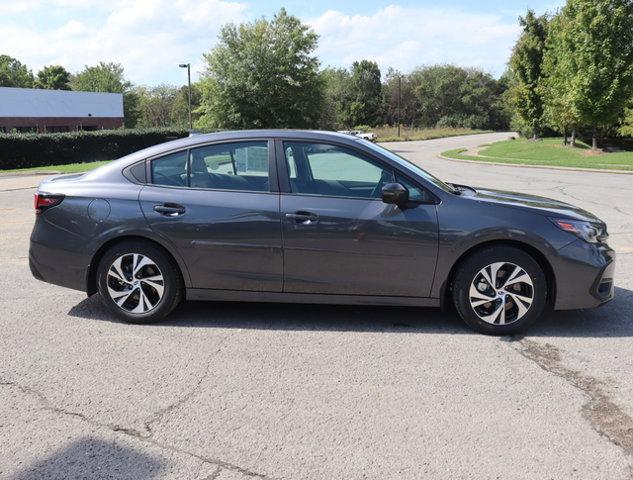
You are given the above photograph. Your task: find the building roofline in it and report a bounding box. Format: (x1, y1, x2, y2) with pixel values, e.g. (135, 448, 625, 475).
(0, 86, 123, 97)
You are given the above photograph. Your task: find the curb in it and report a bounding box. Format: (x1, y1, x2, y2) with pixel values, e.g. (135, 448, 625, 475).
(437, 153, 633, 175)
(0, 171, 60, 178)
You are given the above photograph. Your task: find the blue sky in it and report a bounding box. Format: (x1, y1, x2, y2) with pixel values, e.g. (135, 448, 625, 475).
(0, 0, 564, 86)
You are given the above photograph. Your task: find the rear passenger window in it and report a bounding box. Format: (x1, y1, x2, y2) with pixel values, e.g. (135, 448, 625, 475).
(149, 142, 270, 192)
(190, 141, 269, 192)
(151, 151, 188, 187)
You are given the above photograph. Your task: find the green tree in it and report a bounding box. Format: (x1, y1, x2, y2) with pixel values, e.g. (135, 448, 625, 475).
(509, 10, 549, 138)
(492, 70, 514, 132)
(382, 69, 419, 128)
(541, 12, 581, 145)
(0, 55, 34, 87)
(35, 65, 71, 90)
(171, 84, 201, 128)
(413, 65, 506, 129)
(344, 60, 382, 127)
(318, 67, 351, 129)
(71, 62, 131, 93)
(71, 62, 136, 127)
(620, 99, 633, 137)
(132, 84, 201, 128)
(552, 0, 633, 149)
(197, 8, 323, 129)
(134, 85, 178, 128)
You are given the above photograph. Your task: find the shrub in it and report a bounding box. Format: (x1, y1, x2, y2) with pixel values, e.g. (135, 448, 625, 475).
(0, 128, 189, 169)
(435, 114, 489, 130)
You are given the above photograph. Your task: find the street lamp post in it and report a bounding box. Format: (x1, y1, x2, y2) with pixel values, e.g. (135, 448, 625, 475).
(397, 75, 402, 138)
(179, 63, 192, 130)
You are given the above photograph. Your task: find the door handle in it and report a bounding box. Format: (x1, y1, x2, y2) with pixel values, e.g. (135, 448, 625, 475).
(285, 211, 318, 224)
(154, 203, 186, 216)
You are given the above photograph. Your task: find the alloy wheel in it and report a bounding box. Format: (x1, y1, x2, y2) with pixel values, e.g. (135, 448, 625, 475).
(106, 253, 165, 313)
(468, 262, 534, 325)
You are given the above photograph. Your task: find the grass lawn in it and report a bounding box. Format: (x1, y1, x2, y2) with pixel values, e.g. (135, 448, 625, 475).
(442, 137, 633, 171)
(0, 160, 110, 174)
(375, 126, 490, 142)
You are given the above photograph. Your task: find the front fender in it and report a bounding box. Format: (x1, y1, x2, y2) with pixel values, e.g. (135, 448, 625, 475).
(429, 200, 570, 299)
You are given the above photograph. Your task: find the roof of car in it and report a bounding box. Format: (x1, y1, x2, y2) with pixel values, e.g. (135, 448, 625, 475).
(187, 129, 361, 143)
(143, 129, 362, 158)
(135, 129, 362, 161)
(82, 129, 365, 181)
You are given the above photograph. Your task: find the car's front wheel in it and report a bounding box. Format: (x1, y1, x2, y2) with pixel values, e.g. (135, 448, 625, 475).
(97, 240, 183, 323)
(452, 246, 547, 335)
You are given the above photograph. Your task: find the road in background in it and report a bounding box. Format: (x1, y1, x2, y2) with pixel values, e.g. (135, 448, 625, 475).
(1, 133, 632, 479)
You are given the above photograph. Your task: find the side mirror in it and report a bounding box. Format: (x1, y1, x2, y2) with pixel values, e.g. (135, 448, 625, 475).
(381, 182, 409, 205)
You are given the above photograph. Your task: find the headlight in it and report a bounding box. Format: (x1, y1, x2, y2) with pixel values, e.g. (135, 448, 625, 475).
(549, 218, 608, 244)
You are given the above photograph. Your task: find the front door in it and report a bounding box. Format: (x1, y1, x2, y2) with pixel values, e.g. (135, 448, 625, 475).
(278, 140, 438, 297)
(139, 140, 283, 292)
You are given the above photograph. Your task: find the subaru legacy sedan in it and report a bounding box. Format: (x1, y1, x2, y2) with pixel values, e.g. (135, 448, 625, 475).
(30, 130, 615, 335)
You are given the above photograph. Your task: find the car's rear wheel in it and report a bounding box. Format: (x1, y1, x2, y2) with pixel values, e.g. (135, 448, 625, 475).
(97, 240, 183, 323)
(452, 246, 547, 335)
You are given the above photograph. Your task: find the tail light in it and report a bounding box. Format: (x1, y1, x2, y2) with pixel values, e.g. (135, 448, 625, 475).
(34, 193, 64, 214)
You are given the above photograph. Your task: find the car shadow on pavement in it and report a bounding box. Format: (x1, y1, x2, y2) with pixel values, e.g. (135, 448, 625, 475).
(9, 437, 164, 480)
(68, 287, 633, 338)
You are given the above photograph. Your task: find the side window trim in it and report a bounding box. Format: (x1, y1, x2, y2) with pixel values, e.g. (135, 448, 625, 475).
(185, 148, 191, 187)
(274, 138, 291, 193)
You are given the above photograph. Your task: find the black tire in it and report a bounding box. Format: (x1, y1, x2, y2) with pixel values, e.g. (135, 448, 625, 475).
(97, 239, 183, 324)
(452, 246, 547, 335)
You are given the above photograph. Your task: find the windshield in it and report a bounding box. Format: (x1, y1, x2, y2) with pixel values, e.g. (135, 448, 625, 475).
(360, 140, 457, 194)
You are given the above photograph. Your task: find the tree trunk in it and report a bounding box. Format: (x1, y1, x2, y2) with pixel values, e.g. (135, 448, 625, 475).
(592, 128, 598, 150)
(570, 128, 576, 147)
(563, 129, 568, 146)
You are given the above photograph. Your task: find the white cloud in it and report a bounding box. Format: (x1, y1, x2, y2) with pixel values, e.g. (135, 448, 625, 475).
(0, 0, 105, 15)
(0, 0, 248, 85)
(309, 5, 521, 77)
(1, 2, 521, 85)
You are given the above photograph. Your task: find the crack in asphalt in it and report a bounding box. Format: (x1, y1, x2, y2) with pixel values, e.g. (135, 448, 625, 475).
(0, 341, 273, 480)
(203, 465, 224, 480)
(505, 337, 633, 474)
(142, 350, 218, 438)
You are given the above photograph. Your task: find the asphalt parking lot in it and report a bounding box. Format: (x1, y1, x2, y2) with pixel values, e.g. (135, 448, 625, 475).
(1, 132, 633, 479)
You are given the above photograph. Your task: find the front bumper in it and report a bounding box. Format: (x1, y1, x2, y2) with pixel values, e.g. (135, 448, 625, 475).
(552, 239, 615, 310)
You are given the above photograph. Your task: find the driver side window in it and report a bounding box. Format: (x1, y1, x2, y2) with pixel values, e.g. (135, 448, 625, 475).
(284, 141, 394, 199)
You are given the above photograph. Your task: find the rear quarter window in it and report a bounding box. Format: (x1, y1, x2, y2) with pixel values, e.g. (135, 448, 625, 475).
(150, 151, 188, 187)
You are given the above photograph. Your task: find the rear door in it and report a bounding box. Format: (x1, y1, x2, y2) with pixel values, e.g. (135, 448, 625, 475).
(277, 139, 439, 297)
(139, 139, 283, 292)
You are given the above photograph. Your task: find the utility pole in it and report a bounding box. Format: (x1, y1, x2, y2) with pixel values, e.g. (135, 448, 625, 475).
(397, 75, 402, 138)
(179, 63, 192, 130)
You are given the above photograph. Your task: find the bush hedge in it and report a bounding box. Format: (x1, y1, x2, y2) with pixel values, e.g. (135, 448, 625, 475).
(0, 128, 190, 170)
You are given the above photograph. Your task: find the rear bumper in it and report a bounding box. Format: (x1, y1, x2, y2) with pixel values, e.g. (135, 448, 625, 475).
(29, 239, 89, 292)
(552, 239, 615, 310)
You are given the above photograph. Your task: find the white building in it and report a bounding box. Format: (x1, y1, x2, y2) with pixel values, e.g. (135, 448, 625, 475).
(0, 87, 124, 133)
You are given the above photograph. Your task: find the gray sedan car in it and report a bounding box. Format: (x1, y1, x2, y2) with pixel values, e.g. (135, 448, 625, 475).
(30, 130, 615, 334)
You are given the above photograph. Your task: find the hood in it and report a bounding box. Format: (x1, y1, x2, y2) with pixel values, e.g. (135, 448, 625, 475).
(467, 186, 601, 223)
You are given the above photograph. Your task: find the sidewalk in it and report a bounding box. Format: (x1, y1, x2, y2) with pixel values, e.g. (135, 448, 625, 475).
(0, 174, 53, 192)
